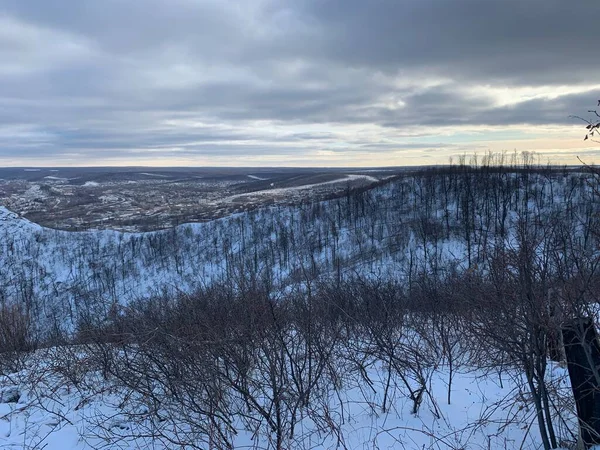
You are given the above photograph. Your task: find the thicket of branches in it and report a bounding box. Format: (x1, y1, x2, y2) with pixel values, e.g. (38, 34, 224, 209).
(52, 245, 597, 449)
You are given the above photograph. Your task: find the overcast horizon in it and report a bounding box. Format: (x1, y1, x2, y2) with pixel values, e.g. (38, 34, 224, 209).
(1, 0, 600, 167)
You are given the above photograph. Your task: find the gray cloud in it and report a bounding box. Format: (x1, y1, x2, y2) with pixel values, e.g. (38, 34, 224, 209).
(296, 0, 600, 83)
(0, 0, 598, 165)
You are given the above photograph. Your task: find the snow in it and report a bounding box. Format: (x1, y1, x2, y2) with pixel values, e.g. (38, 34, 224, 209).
(22, 184, 47, 201)
(248, 174, 268, 181)
(347, 173, 379, 183)
(83, 181, 99, 187)
(0, 351, 575, 449)
(139, 172, 168, 177)
(227, 174, 378, 201)
(0, 386, 20, 403)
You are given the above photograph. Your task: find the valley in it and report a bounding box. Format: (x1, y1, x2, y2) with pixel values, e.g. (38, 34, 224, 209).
(0, 167, 398, 231)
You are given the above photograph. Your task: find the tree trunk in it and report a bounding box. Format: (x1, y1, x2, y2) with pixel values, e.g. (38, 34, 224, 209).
(562, 318, 600, 448)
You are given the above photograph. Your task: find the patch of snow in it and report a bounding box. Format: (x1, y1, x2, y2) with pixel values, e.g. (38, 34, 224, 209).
(83, 181, 99, 187)
(139, 173, 168, 178)
(225, 174, 376, 201)
(347, 173, 379, 183)
(0, 386, 20, 403)
(99, 195, 121, 203)
(23, 184, 47, 200)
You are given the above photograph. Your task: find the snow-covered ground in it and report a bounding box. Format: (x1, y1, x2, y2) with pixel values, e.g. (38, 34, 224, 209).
(0, 351, 575, 449)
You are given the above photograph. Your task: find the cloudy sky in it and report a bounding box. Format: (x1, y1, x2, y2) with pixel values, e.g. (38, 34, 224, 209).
(1, 0, 599, 167)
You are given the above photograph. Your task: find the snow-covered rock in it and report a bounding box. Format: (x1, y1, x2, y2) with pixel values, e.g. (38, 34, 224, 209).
(0, 386, 20, 403)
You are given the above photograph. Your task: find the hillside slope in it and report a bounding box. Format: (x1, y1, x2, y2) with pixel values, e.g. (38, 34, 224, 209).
(0, 167, 596, 337)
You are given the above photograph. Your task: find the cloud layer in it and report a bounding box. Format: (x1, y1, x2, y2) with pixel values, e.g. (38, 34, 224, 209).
(0, 0, 599, 166)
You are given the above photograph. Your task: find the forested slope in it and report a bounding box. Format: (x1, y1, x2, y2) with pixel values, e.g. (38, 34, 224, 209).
(0, 165, 597, 336)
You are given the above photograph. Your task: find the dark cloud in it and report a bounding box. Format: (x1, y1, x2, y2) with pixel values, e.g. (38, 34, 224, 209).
(297, 0, 600, 84)
(0, 0, 598, 164)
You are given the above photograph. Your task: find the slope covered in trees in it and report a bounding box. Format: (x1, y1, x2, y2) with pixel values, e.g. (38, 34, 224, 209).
(0, 160, 597, 338)
(1, 158, 600, 449)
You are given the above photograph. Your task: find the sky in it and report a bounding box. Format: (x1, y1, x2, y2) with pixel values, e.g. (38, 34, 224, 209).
(1, 0, 600, 167)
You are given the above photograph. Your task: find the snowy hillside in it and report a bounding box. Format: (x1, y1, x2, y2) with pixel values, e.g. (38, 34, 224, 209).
(0, 167, 597, 337)
(0, 165, 598, 449)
